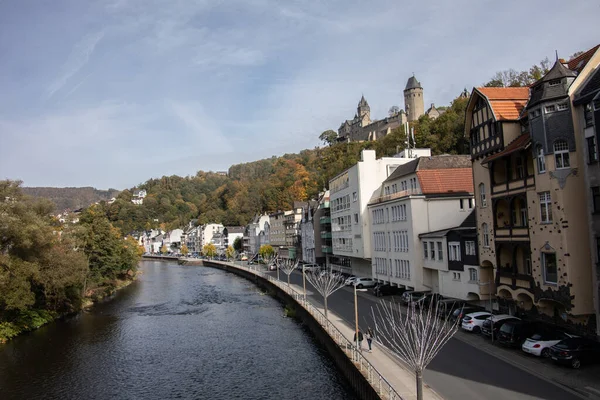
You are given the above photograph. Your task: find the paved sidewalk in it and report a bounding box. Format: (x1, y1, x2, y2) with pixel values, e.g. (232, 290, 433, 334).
(285, 282, 443, 400)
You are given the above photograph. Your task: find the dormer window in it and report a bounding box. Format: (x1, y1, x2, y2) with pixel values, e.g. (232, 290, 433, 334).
(557, 102, 568, 111)
(549, 79, 561, 86)
(545, 105, 556, 113)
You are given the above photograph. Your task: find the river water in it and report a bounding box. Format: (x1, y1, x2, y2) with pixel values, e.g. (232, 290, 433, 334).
(0, 261, 356, 400)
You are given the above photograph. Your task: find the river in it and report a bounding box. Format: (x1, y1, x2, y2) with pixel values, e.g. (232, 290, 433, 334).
(0, 261, 356, 400)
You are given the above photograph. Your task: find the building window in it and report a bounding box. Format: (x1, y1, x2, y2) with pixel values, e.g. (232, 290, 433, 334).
(469, 268, 478, 282)
(449, 242, 461, 261)
(430, 241, 435, 260)
(539, 192, 552, 223)
(585, 103, 594, 127)
(587, 136, 598, 163)
(557, 102, 568, 111)
(554, 140, 570, 169)
(542, 252, 558, 284)
(453, 272, 461, 281)
(352, 192, 357, 202)
(536, 145, 546, 173)
(525, 258, 531, 275)
(465, 241, 476, 256)
(479, 183, 487, 207)
(423, 242, 428, 259)
(592, 187, 600, 213)
(516, 156, 524, 179)
(482, 223, 490, 247)
(437, 241, 443, 261)
(460, 198, 465, 211)
(354, 213, 359, 223)
(545, 105, 556, 113)
(469, 198, 474, 209)
(548, 79, 561, 87)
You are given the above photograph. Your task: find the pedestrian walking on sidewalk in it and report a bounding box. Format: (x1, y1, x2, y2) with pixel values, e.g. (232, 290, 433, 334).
(366, 327, 373, 352)
(353, 329, 364, 351)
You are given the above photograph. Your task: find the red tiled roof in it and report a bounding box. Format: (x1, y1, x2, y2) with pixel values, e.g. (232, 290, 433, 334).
(568, 45, 600, 73)
(476, 87, 530, 121)
(416, 168, 473, 195)
(482, 133, 531, 164)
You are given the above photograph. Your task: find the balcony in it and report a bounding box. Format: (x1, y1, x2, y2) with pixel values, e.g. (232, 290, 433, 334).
(493, 196, 529, 239)
(320, 216, 331, 224)
(321, 245, 333, 254)
(369, 188, 421, 205)
(321, 231, 332, 239)
(318, 201, 330, 209)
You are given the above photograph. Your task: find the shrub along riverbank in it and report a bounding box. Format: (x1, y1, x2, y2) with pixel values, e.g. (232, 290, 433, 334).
(0, 180, 142, 343)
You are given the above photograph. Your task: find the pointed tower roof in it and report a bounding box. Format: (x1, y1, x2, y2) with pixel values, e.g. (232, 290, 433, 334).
(542, 59, 577, 81)
(405, 75, 422, 90)
(358, 94, 369, 107)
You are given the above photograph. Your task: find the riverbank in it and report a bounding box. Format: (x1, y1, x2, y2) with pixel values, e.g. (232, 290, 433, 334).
(0, 274, 139, 344)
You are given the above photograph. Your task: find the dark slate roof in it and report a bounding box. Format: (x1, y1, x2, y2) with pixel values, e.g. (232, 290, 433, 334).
(384, 155, 471, 182)
(405, 75, 422, 90)
(225, 226, 245, 234)
(528, 60, 576, 108)
(459, 209, 477, 228)
(358, 95, 369, 107)
(543, 60, 577, 81)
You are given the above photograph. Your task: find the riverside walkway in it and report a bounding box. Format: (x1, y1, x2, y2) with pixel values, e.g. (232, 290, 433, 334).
(195, 259, 442, 400)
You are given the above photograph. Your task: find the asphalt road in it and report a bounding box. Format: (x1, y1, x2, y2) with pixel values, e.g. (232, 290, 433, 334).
(270, 270, 582, 400)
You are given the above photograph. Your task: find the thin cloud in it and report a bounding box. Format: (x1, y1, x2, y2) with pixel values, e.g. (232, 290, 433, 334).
(46, 31, 105, 98)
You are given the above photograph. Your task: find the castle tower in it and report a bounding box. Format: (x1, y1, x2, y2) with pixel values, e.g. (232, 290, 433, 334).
(357, 95, 371, 125)
(404, 75, 424, 122)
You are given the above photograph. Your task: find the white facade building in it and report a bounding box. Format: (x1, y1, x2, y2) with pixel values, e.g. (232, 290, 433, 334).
(329, 149, 429, 276)
(368, 155, 474, 291)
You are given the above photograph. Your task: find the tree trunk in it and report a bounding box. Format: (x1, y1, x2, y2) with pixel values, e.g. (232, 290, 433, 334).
(416, 370, 423, 400)
(287, 274, 290, 286)
(324, 296, 328, 320)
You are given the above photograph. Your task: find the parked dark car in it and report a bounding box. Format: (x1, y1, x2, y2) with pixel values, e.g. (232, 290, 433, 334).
(497, 320, 537, 347)
(481, 315, 520, 339)
(549, 337, 600, 369)
(415, 293, 445, 309)
(400, 290, 431, 305)
(373, 284, 403, 297)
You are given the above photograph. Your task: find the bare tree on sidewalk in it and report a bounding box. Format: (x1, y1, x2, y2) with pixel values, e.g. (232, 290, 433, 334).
(278, 259, 298, 286)
(304, 270, 345, 320)
(372, 301, 459, 400)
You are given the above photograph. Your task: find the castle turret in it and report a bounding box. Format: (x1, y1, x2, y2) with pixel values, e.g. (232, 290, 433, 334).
(404, 75, 424, 122)
(357, 95, 371, 125)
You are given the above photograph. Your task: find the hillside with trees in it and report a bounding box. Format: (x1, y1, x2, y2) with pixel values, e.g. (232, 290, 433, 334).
(0, 180, 141, 343)
(22, 186, 120, 212)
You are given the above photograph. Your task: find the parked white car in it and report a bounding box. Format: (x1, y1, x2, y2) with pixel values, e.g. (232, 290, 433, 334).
(522, 331, 577, 358)
(344, 276, 357, 286)
(353, 277, 377, 289)
(461, 311, 492, 333)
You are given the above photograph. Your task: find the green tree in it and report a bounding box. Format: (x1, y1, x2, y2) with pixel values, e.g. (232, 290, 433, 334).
(259, 244, 274, 261)
(233, 237, 243, 253)
(180, 244, 189, 256)
(225, 246, 235, 260)
(319, 129, 338, 146)
(203, 243, 217, 259)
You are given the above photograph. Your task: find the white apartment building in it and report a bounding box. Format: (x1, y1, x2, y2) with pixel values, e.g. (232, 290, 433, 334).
(200, 223, 224, 248)
(368, 155, 474, 291)
(329, 149, 430, 276)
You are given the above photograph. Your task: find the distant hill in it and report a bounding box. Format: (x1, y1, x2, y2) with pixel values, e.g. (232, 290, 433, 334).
(22, 187, 121, 212)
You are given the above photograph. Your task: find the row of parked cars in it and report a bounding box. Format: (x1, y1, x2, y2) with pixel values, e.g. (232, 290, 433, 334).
(459, 310, 600, 369)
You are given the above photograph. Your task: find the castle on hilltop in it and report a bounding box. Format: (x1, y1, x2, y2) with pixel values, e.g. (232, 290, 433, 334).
(338, 75, 444, 142)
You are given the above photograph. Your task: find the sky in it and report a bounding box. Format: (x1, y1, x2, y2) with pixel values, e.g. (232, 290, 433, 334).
(0, 0, 598, 189)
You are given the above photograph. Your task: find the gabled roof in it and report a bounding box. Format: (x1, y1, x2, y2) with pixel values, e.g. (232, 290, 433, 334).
(384, 155, 471, 183)
(475, 87, 530, 121)
(543, 60, 577, 81)
(482, 133, 531, 164)
(568, 45, 600, 74)
(417, 168, 473, 194)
